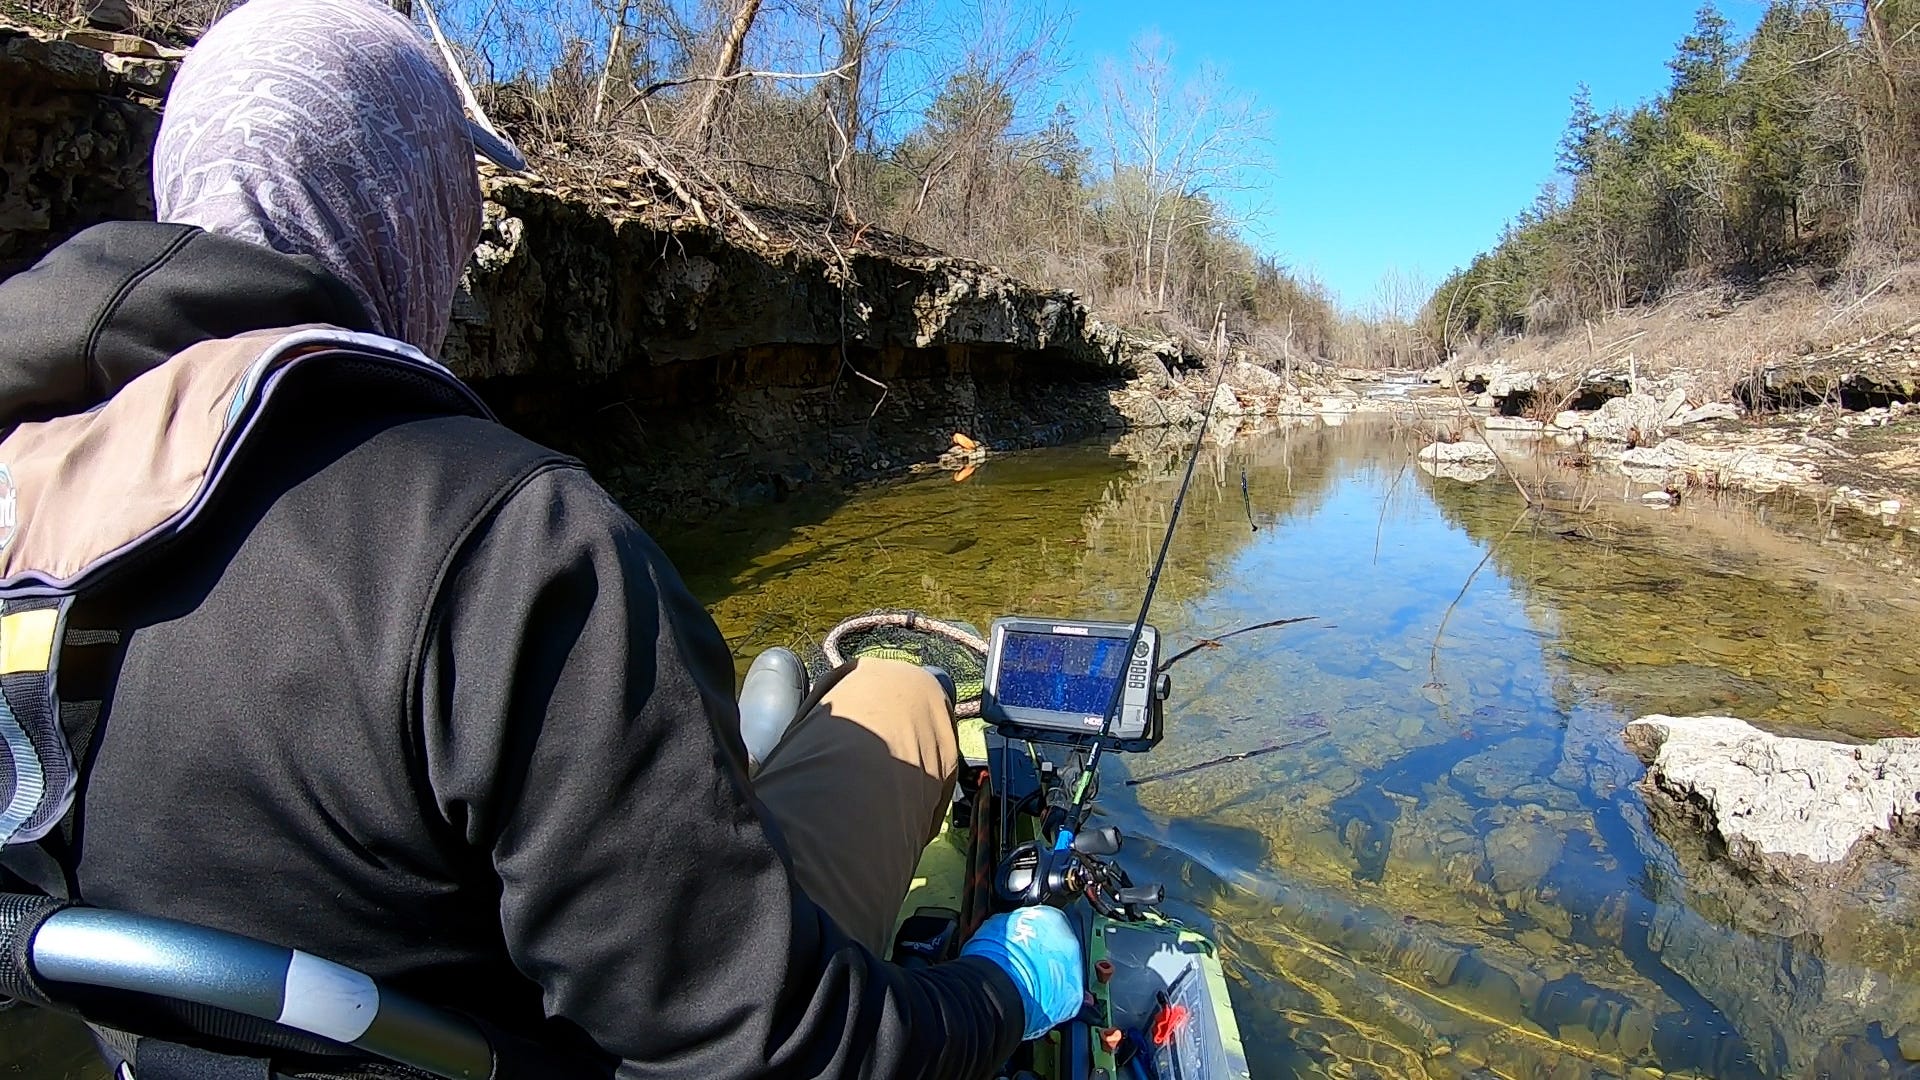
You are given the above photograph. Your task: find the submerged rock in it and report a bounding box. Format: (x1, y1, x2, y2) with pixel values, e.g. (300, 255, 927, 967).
(1624, 714, 1920, 878)
(1483, 817, 1563, 893)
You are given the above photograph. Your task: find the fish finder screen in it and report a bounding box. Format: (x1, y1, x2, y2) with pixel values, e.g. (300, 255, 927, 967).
(996, 631, 1130, 715)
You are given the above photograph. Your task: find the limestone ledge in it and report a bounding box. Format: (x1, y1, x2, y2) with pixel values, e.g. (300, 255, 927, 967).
(1625, 714, 1920, 880)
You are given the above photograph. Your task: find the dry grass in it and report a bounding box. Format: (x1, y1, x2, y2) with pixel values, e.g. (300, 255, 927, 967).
(1480, 271, 1920, 402)
(1516, 372, 1585, 424)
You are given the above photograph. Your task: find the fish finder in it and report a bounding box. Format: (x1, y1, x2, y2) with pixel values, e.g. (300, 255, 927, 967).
(981, 617, 1168, 751)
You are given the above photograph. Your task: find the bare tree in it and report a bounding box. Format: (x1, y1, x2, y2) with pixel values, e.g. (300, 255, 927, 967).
(681, 0, 763, 145)
(1088, 32, 1272, 314)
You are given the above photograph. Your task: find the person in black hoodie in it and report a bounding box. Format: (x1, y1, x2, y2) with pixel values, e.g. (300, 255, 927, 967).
(0, 0, 1082, 1075)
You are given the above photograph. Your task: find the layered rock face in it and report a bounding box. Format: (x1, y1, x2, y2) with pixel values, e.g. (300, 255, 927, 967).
(0, 23, 168, 276)
(443, 178, 1151, 521)
(0, 18, 1268, 525)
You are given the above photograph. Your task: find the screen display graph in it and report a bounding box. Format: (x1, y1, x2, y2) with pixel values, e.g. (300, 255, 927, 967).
(994, 631, 1129, 716)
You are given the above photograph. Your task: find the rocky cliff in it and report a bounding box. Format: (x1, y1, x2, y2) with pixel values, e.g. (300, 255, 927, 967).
(0, 18, 1302, 525)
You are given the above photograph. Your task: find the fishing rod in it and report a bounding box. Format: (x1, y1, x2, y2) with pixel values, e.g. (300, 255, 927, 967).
(1065, 315, 1235, 819)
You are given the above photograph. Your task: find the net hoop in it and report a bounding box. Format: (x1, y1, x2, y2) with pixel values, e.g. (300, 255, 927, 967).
(820, 611, 989, 718)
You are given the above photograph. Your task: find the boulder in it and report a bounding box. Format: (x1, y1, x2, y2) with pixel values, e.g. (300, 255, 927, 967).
(1578, 393, 1670, 442)
(1672, 401, 1741, 426)
(1230, 361, 1286, 393)
(1617, 439, 1820, 492)
(1625, 715, 1920, 878)
(0, 30, 113, 93)
(1416, 440, 1497, 464)
(85, 0, 133, 29)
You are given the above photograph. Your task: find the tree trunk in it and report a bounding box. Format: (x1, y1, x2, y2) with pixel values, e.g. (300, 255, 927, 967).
(686, 0, 762, 147)
(592, 0, 631, 127)
(1866, 0, 1901, 113)
(388, 0, 412, 15)
(837, 0, 866, 151)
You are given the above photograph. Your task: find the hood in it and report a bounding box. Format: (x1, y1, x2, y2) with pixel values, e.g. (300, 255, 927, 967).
(0, 220, 375, 428)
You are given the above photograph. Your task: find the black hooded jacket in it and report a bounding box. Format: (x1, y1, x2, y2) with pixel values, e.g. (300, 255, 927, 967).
(0, 221, 1022, 1078)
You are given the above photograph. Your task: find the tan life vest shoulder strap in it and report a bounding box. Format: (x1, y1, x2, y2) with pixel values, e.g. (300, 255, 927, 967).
(0, 327, 490, 851)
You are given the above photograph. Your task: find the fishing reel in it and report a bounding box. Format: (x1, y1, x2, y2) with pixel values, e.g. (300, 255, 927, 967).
(992, 756, 1164, 919)
(994, 823, 1164, 917)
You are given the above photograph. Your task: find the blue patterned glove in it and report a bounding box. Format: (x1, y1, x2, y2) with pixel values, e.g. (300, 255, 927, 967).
(960, 906, 1085, 1039)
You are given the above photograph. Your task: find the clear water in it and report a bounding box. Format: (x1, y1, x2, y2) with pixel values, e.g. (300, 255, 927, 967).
(661, 418, 1920, 1079)
(11, 418, 1920, 1078)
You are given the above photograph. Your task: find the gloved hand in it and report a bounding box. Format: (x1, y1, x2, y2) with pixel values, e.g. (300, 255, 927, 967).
(959, 906, 1085, 1040)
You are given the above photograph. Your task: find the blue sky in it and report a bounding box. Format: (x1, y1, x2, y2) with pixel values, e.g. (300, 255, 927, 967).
(1044, 1, 1766, 310)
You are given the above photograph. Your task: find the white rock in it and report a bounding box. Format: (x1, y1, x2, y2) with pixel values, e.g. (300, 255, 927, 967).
(1210, 383, 1244, 417)
(1641, 490, 1676, 505)
(1672, 402, 1741, 426)
(1624, 715, 1920, 873)
(1419, 460, 1496, 483)
(1617, 439, 1820, 492)
(1230, 362, 1287, 393)
(1662, 387, 1690, 419)
(1581, 393, 1671, 442)
(1416, 440, 1498, 464)
(1553, 410, 1586, 431)
(1882, 499, 1903, 516)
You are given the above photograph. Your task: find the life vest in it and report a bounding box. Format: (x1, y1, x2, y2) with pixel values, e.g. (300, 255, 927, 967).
(0, 327, 508, 1080)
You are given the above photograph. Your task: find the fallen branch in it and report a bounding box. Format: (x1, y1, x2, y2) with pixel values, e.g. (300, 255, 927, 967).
(1158, 616, 1317, 671)
(1824, 275, 1897, 330)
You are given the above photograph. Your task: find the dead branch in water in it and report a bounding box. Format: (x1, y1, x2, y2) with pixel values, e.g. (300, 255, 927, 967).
(1158, 616, 1318, 671)
(1425, 507, 1533, 696)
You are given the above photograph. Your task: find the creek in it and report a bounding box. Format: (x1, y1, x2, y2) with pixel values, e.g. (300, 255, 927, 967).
(9, 417, 1920, 1078)
(659, 417, 1920, 1079)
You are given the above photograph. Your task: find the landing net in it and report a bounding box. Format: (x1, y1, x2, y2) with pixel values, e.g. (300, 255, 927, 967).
(814, 609, 989, 718)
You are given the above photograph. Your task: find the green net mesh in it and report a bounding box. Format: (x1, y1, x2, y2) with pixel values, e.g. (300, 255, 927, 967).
(812, 609, 989, 716)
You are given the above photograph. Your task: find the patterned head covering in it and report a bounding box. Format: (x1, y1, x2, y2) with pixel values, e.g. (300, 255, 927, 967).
(153, 0, 518, 353)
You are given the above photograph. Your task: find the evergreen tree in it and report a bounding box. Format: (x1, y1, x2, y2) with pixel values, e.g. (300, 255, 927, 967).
(1557, 83, 1602, 175)
(1668, 2, 1737, 133)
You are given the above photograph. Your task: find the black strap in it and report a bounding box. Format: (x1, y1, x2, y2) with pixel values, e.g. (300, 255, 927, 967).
(0, 841, 66, 898)
(130, 1036, 272, 1080)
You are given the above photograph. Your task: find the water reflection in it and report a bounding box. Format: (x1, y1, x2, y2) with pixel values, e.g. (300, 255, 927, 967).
(664, 417, 1920, 1078)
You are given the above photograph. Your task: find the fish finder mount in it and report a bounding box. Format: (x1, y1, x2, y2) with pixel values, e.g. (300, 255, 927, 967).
(980, 616, 1170, 752)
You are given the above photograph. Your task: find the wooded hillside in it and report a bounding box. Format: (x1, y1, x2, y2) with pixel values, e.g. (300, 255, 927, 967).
(1424, 1, 1920, 360)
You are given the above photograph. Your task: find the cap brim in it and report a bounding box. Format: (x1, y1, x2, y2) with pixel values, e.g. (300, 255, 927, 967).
(468, 119, 527, 173)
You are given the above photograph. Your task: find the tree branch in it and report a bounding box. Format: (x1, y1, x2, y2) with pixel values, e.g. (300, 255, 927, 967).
(633, 61, 855, 102)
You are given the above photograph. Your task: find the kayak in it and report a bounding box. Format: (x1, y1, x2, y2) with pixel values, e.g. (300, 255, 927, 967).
(892, 720, 1250, 1080)
(819, 610, 1250, 1080)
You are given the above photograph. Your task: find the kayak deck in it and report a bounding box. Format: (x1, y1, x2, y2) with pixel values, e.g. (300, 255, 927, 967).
(892, 717, 1250, 1079)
